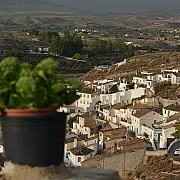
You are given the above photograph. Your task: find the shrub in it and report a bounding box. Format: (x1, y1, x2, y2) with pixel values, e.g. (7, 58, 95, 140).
(0, 57, 83, 109)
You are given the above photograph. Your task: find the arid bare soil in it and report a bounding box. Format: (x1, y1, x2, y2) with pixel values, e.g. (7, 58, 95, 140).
(125, 154, 180, 180)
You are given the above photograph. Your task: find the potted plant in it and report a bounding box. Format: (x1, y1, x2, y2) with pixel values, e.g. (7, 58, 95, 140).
(0, 57, 83, 167)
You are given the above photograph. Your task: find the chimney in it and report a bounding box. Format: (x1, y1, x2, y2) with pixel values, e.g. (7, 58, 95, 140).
(133, 100, 136, 106)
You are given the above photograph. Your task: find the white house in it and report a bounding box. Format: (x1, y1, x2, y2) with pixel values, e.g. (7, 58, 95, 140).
(130, 110, 164, 135)
(100, 87, 145, 106)
(81, 136, 98, 156)
(171, 72, 180, 84)
(140, 124, 162, 150)
(159, 113, 180, 149)
(102, 106, 115, 121)
(132, 76, 146, 85)
(64, 134, 98, 166)
(141, 124, 162, 142)
(160, 124, 175, 149)
(75, 88, 100, 112)
(58, 105, 83, 113)
(69, 146, 94, 166)
(163, 104, 180, 118)
(64, 137, 78, 156)
(72, 112, 103, 138)
(118, 78, 128, 91)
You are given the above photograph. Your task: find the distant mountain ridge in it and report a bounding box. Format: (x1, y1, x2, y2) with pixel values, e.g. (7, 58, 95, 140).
(0, 0, 86, 15)
(98, 9, 180, 20)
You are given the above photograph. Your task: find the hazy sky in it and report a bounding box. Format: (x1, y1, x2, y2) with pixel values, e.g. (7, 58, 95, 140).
(48, 0, 180, 13)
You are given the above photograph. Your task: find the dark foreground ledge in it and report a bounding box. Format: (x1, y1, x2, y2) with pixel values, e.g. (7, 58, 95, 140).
(0, 162, 120, 180)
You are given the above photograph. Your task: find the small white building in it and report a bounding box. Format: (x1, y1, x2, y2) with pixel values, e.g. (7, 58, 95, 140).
(58, 105, 83, 113)
(69, 146, 94, 166)
(64, 133, 99, 167)
(100, 87, 145, 106)
(171, 73, 180, 84)
(160, 113, 180, 149)
(102, 106, 115, 121)
(130, 109, 164, 135)
(160, 124, 175, 149)
(141, 124, 162, 142)
(72, 112, 103, 138)
(82, 136, 98, 156)
(163, 104, 180, 117)
(75, 88, 100, 112)
(133, 76, 146, 85)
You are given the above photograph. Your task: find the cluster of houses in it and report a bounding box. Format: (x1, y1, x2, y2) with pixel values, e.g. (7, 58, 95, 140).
(60, 67, 180, 167)
(133, 68, 180, 89)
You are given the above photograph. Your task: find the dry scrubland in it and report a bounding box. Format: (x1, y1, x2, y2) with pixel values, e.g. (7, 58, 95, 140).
(81, 52, 180, 81)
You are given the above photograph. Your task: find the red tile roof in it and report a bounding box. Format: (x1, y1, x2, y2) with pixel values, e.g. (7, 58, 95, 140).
(128, 104, 152, 110)
(166, 112, 180, 122)
(164, 104, 180, 112)
(133, 109, 152, 118)
(162, 124, 175, 129)
(85, 121, 103, 129)
(100, 127, 126, 133)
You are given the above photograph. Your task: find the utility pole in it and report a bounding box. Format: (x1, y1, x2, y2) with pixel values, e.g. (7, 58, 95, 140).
(123, 152, 125, 177)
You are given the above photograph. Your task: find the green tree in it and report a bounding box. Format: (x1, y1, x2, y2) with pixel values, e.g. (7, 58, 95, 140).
(4, 49, 25, 59)
(175, 45, 180, 52)
(67, 116, 77, 129)
(49, 36, 61, 56)
(28, 28, 39, 36)
(109, 85, 119, 93)
(172, 121, 180, 139)
(73, 53, 81, 59)
(41, 31, 59, 43)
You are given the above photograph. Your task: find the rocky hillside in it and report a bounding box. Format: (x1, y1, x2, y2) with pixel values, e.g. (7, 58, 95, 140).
(125, 154, 180, 180)
(81, 52, 180, 82)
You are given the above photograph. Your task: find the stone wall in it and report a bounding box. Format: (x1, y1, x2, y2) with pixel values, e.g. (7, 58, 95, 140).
(121, 141, 146, 152)
(99, 149, 146, 178)
(145, 150, 167, 156)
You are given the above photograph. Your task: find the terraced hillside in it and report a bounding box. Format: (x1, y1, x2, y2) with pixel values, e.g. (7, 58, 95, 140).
(81, 52, 180, 82)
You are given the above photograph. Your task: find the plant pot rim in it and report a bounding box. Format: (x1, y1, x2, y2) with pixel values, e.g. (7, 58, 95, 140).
(2, 107, 60, 117)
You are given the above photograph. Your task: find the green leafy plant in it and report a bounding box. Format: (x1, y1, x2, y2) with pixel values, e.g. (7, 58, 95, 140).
(172, 121, 180, 139)
(0, 57, 83, 109)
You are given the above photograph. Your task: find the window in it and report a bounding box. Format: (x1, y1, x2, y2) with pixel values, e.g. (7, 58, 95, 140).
(83, 100, 85, 104)
(80, 94, 82, 97)
(84, 94, 86, 97)
(168, 111, 170, 116)
(154, 120, 156, 124)
(70, 109, 75, 113)
(87, 101, 89, 104)
(164, 110, 166, 114)
(80, 100, 82, 104)
(78, 157, 81, 162)
(87, 95, 89, 98)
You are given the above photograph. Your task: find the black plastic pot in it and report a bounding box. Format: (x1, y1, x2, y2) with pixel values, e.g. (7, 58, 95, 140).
(1, 108, 67, 167)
